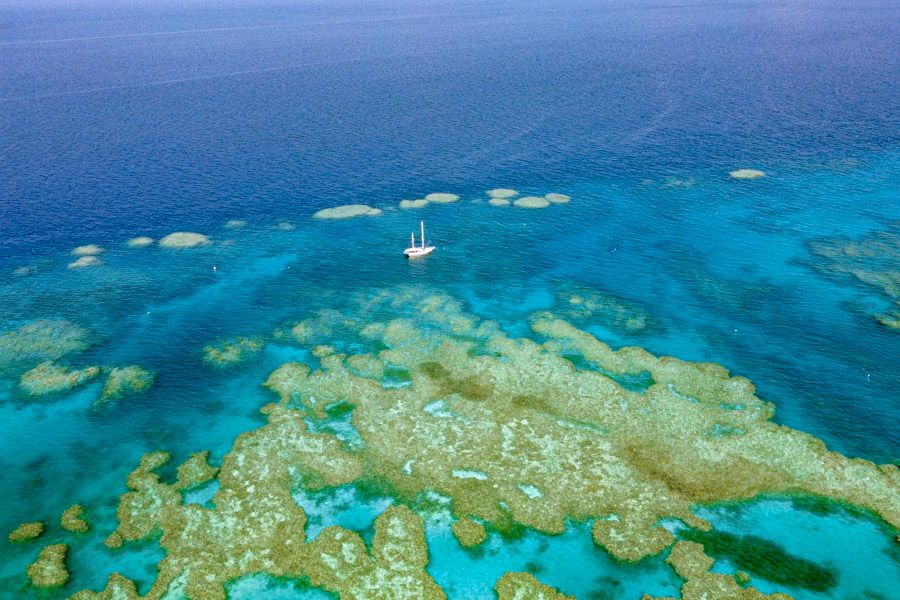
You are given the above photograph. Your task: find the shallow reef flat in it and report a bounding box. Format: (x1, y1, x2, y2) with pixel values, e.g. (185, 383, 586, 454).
(46, 287, 898, 599)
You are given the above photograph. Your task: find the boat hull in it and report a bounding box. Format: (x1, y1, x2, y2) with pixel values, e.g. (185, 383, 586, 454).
(404, 246, 435, 258)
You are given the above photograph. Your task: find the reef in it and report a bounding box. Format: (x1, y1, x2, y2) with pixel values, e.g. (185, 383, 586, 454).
(72, 244, 104, 256)
(680, 527, 838, 592)
(488, 188, 518, 199)
(0, 319, 91, 370)
(729, 169, 766, 180)
(451, 517, 487, 548)
(61, 504, 90, 533)
(96, 365, 155, 408)
(50, 288, 899, 598)
(513, 196, 551, 209)
(202, 336, 264, 367)
(400, 199, 429, 209)
(555, 282, 656, 334)
(18, 361, 101, 396)
(658, 541, 791, 600)
(808, 224, 900, 331)
(274, 221, 295, 231)
(158, 232, 210, 248)
(313, 205, 383, 220)
(495, 572, 572, 600)
(77, 413, 443, 599)
(489, 198, 512, 206)
(68, 256, 102, 269)
(544, 193, 571, 204)
(8, 521, 43, 542)
(225, 219, 247, 229)
(312, 344, 337, 358)
(424, 193, 459, 204)
(126, 236, 154, 248)
(399, 193, 459, 209)
(27, 543, 69, 588)
(175, 451, 220, 491)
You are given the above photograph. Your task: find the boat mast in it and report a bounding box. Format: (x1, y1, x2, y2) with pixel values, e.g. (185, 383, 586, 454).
(410, 232, 415, 248)
(420, 221, 425, 249)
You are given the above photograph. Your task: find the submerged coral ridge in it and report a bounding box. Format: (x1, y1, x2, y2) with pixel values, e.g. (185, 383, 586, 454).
(808, 223, 900, 331)
(0, 320, 91, 370)
(96, 365, 155, 408)
(202, 336, 264, 367)
(64, 288, 898, 598)
(19, 361, 101, 396)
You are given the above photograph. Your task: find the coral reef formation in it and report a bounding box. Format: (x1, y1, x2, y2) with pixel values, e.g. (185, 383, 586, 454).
(225, 219, 247, 229)
(451, 517, 487, 548)
(68, 256, 102, 269)
(313, 205, 383, 219)
(8, 522, 43, 542)
(0, 320, 91, 370)
(513, 196, 550, 209)
(18, 361, 101, 396)
(72, 245, 104, 256)
(23, 361, 100, 395)
(126, 237, 154, 248)
(544, 193, 571, 204)
(400, 199, 430, 209)
(96, 365, 155, 408)
(424, 193, 459, 204)
(656, 541, 791, 600)
(555, 282, 656, 333)
(808, 223, 900, 331)
(27, 543, 69, 588)
(30, 288, 898, 599)
(174, 451, 219, 491)
(158, 232, 210, 248)
(61, 504, 90, 533)
(487, 189, 518, 199)
(495, 572, 572, 599)
(202, 336, 264, 367)
(729, 169, 766, 180)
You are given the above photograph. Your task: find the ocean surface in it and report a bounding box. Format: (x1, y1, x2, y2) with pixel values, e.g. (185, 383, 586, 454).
(0, 0, 898, 598)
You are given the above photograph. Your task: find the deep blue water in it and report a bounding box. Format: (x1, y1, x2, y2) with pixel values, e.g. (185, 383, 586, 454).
(1, 0, 898, 598)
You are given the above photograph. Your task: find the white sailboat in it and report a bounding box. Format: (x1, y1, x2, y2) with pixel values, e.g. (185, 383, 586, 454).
(404, 220, 435, 258)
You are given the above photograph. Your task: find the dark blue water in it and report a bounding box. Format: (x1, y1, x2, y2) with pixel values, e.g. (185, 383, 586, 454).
(1, 1, 898, 598)
(2, 0, 898, 254)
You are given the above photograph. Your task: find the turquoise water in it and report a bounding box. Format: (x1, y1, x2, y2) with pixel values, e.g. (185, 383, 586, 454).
(1, 0, 899, 597)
